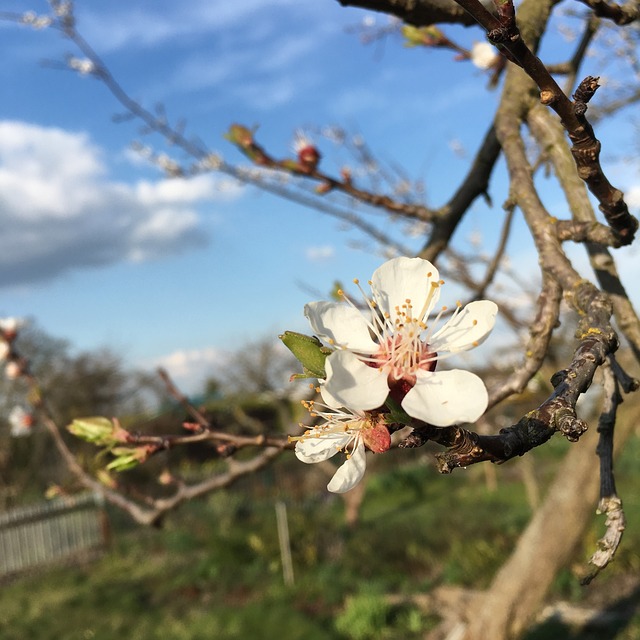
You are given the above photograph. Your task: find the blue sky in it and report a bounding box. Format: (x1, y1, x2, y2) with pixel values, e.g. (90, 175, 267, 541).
(1, 1, 639, 393)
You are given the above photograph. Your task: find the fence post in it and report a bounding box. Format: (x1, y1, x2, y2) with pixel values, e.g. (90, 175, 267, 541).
(275, 501, 294, 587)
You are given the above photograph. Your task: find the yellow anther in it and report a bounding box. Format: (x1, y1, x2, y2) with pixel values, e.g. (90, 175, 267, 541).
(353, 278, 359, 284)
(473, 340, 479, 346)
(337, 289, 344, 297)
(456, 300, 462, 308)
(473, 319, 478, 325)
(439, 279, 445, 285)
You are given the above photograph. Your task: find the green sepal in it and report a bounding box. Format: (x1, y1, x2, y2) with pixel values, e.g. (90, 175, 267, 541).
(279, 331, 330, 379)
(384, 397, 411, 426)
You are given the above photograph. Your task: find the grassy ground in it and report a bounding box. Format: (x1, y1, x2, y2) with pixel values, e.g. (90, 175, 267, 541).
(1, 435, 639, 639)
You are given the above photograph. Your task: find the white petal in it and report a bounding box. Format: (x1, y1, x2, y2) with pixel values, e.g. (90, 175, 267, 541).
(295, 430, 351, 463)
(304, 301, 379, 352)
(401, 369, 488, 426)
(321, 350, 389, 411)
(471, 42, 497, 69)
(430, 300, 498, 353)
(371, 257, 440, 321)
(327, 440, 367, 493)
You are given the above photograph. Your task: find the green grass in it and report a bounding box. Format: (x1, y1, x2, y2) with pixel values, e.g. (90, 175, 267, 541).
(2, 436, 640, 639)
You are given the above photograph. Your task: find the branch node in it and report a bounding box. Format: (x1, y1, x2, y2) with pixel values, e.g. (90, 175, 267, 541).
(556, 411, 588, 442)
(539, 89, 556, 105)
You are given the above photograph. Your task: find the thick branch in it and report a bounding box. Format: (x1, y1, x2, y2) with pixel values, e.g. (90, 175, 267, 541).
(576, 0, 640, 24)
(528, 104, 640, 364)
(420, 125, 501, 262)
(335, 0, 490, 26)
(454, 0, 638, 243)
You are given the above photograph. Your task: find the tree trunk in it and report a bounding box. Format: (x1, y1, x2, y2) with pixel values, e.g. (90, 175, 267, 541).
(454, 404, 635, 640)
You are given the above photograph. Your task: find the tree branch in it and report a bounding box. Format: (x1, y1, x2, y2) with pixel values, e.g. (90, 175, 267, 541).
(335, 0, 490, 27)
(454, 0, 638, 243)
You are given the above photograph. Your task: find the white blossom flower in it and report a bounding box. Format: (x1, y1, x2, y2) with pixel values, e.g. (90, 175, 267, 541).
(67, 57, 96, 75)
(5, 361, 21, 380)
(0, 316, 24, 339)
(304, 257, 498, 426)
(9, 406, 33, 438)
(291, 400, 390, 493)
(21, 12, 52, 29)
(470, 42, 498, 70)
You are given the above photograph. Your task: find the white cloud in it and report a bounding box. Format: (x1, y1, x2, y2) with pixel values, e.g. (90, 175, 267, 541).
(80, 0, 304, 52)
(0, 120, 239, 287)
(305, 245, 335, 262)
(626, 185, 640, 209)
(147, 346, 222, 395)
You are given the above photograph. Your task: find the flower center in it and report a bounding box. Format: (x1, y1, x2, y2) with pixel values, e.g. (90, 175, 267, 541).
(369, 297, 439, 378)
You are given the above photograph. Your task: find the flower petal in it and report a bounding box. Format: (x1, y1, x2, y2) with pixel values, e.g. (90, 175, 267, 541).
(295, 430, 351, 463)
(371, 257, 440, 322)
(321, 350, 389, 410)
(327, 440, 367, 493)
(430, 300, 498, 353)
(401, 369, 488, 426)
(304, 301, 379, 352)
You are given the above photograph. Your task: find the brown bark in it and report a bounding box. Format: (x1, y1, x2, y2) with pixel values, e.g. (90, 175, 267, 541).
(453, 400, 635, 640)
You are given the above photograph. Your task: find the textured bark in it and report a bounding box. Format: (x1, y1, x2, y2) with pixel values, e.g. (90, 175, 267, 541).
(457, 404, 635, 640)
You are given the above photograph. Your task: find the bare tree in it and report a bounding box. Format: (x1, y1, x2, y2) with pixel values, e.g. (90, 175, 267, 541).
(2, 1, 640, 638)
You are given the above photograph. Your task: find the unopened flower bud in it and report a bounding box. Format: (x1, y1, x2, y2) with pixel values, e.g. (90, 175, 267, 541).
(297, 145, 320, 171)
(315, 181, 332, 195)
(362, 420, 392, 454)
(293, 132, 321, 173)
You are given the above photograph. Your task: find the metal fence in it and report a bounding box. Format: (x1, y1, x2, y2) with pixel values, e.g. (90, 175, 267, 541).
(0, 493, 109, 578)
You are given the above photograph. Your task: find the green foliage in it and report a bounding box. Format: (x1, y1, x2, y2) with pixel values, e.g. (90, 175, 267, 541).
(335, 590, 391, 639)
(2, 437, 640, 639)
